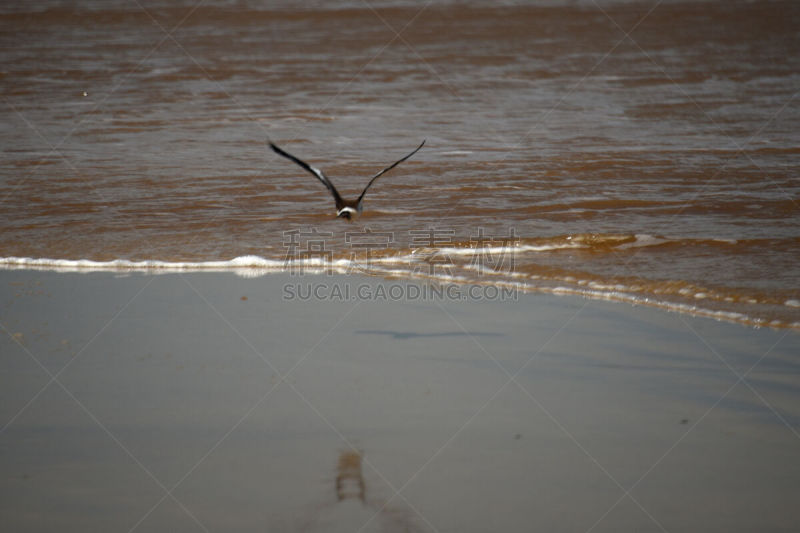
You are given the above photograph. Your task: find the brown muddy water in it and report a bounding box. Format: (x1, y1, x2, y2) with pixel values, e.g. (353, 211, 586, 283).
(1, 0, 798, 327)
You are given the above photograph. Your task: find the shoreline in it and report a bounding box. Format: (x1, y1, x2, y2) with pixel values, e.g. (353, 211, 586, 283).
(2, 269, 799, 532)
(1, 257, 798, 331)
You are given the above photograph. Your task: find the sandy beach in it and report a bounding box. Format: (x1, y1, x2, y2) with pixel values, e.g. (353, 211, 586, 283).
(1, 269, 798, 532)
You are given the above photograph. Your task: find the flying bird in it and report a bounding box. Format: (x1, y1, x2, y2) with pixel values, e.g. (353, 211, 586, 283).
(270, 139, 425, 219)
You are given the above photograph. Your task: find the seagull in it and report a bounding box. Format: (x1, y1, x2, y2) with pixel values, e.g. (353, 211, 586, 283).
(269, 139, 425, 219)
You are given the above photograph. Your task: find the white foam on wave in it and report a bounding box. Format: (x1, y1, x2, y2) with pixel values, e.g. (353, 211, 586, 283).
(370, 257, 782, 329)
(616, 233, 668, 249)
(0, 255, 283, 272)
(419, 242, 579, 257)
(0, 255, 356, 276)
(3, 255, 796, 330)
(426, 234, 695, 257)
(546, 285, 771, 328)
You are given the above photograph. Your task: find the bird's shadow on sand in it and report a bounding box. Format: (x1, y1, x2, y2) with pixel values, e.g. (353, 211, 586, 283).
(354, 329, 503, 340)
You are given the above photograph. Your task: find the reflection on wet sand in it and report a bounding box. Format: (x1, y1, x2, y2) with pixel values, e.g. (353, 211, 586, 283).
(336, 450, 366, 503)
(302, 450, 425, 532)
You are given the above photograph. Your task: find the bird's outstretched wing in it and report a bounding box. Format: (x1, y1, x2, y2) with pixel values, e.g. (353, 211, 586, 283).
(356, 139, 425, 209)
(270, 142, 344, 207)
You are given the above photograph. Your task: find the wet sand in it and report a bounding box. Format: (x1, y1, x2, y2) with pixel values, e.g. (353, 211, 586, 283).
(1, 270, 799, 532)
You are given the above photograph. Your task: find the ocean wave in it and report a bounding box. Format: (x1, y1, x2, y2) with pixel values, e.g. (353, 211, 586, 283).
(2, 253, 797, 330)
(0, 255, 291, 274)
(406, 233, 742, 257)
